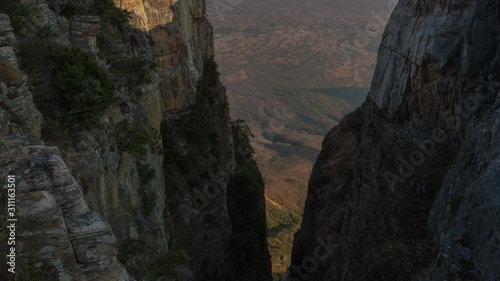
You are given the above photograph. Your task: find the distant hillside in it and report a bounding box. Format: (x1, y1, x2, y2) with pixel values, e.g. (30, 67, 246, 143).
(207, 0, 390, 276)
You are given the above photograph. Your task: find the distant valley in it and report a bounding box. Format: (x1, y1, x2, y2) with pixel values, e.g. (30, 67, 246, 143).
(207, 0, 390, 276)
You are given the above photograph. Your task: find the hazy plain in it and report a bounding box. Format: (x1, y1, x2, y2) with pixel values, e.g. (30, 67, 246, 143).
(207, 0, 391, 276)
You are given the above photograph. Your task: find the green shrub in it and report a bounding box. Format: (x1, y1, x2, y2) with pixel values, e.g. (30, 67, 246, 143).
(231, 119, 255, 156)
(0, 239, 57, 280)
(116, 120, 150, 156)
(53, 46, 114, 117)
(46, 0, 87, 17)
(153, 250, 190, 277)
(18, 42, 114, 129)
(0, 0, 32, 30)
(224, 118, 271, 277)
(92, 0, 131, 25)
(117, 237, 190, 280)
(110, 56, 155, 88)
(267, 207, 302, 237)
(17, 39, 58, 72)
(117, 236, 148, 262)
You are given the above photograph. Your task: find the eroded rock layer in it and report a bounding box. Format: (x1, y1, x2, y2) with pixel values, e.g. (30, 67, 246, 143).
(0, 0, 271, 280)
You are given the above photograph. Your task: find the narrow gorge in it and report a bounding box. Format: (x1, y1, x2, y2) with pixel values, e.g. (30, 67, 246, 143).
(0, 0, 271, 280)
(1, 0, 500, 281)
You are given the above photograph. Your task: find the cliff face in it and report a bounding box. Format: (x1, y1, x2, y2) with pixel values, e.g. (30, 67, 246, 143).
(0, 0, 271, 280)
(289, 1, 500, 281)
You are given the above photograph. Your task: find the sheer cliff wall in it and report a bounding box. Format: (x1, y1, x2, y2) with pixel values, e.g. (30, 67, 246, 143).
(0, 0, 271, 280)
(288, 1, 500, 280)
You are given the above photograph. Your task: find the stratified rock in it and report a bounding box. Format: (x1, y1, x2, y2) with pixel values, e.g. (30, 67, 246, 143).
(2, 0, 273, 279)
(1, 146, 133, 280)
(69, 15, 100, 57)
(0, 14, 43, 139)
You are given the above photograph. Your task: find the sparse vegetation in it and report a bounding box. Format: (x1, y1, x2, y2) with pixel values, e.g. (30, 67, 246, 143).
(197, 56, 221, 105)
(53, 46, 115, 128)
(116, 120, 151, 156)
(110, 56, 155, 88)
(92, 0, 155, 98)
(266, 207, 302, 237)
(0, 235, 57, 280)
(0, 0, 32, 30)
(225, 119, 271, 279)
(117, 237, 190, 280)
(92, 0, 131, 25)
(17, 40, 115, 129)
(162, 110, 219, 177)
(267, 205, 302, 275)
(15, 240, 57, 281)
(17, 38, 57, 72)
(46, 0, 87, 17)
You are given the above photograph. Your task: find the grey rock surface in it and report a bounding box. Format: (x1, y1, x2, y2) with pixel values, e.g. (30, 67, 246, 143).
(1, 0, 272, 279)
(288, 1, 500, 280)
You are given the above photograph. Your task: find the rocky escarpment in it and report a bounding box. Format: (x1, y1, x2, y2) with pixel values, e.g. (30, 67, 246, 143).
(288, 1, 500, 281)
(0, 0, 271, 280)
(0, 13, 130, 279)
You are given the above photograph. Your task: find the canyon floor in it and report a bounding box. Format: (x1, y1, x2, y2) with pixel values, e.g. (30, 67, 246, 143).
(207, 0, 390, 276)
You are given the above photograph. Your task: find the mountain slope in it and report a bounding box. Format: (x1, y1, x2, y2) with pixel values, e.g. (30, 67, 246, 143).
(0, 0, 271, 280)
(288, 0, 500, 280)
(206, 0, 390, 275)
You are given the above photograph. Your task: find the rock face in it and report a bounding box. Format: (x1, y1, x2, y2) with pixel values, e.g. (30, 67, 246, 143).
(114, 0, 212, 110)
(0, 0, 271, 280)
(0, 13, 131, 279)
(288, 1, 500, 281)
(1, 146, 132, 280)
(69, 15, 101, 57)
(0, 14, 43, 139)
